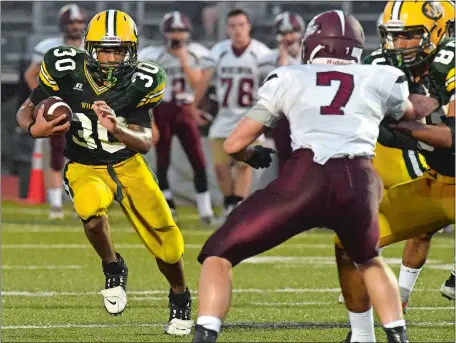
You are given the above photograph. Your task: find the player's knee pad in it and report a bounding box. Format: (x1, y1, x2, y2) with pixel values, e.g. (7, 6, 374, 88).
(158, 226, 184, 265)
(73, 182, 110, 220)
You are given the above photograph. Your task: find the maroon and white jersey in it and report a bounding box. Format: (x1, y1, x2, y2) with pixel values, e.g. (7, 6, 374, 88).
(138, 42, 209, 104)
(248, 63, 409, 165)
(258, 49, 300, 80)
(200, 39, 271, 138)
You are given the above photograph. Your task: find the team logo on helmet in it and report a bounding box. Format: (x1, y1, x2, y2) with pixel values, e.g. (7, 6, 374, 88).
(422, 1, 443, 20)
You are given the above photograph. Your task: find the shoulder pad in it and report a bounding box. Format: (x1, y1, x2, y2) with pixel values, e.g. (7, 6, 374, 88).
(39, 45, 84, 92)
(252, 39, 272, 56)
(432, 39, 455, 94)
(363, 48, 386, 65)
(34, 37, 63, 55)
(137, 46, 164, 62)
(132, 61, 167, 108)
(188, 42, 210, 57)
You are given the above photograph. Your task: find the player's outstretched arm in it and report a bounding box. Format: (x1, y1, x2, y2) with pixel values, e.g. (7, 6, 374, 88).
(93, 101, 153, 154)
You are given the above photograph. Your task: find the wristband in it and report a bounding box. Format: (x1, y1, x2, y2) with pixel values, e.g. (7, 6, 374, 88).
(27, 121, 36, 138)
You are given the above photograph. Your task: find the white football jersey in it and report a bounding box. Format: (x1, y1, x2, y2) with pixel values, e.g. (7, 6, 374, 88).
(138, 42, 209, 104)
(32, 37, 84, 64)
(249, 63, 409, 165)
(200, 39, 271, 138)
(258, 49, 300, 81)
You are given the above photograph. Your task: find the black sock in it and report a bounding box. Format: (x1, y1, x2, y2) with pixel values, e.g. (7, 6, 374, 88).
(167, 198, 176, 210)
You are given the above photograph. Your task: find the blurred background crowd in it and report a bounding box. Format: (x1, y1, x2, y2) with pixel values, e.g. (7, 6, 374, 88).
(1, 1, 384, 205)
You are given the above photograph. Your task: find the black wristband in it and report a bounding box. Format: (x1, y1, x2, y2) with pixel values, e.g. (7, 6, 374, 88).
(27, 121, 36, 138)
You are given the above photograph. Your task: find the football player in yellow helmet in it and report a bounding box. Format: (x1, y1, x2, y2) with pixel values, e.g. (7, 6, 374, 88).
(336, 2, 455, 342)
(379, 0, 447, 68)
(16, 10, 194, 335)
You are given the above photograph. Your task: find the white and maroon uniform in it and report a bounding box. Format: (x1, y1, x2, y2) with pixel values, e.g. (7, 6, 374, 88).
(138, 43, 211, 211)
(198, 62, 410, 267)
(200, 39, 271, 139)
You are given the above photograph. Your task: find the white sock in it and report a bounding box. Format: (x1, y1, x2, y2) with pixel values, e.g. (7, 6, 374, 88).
(384, 319, 406, 329)
(162, 189, 173, 201)
(196, 316, 222, 333)
(348, 308, 376, 342)
(398, 264, 421, 303)
(47, 188, 62, 208)
(196, 191, 213, 217)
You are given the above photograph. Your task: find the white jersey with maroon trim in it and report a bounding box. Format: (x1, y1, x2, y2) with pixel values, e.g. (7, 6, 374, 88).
(32, 37, 84, 64)
(138, 42, 209, 104)
(248, 63, 410, 165)
(201, 39, 271, 138)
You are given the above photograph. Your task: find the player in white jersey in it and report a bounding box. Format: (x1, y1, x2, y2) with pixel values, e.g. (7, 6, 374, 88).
(190, 10, 433, 343)
(258, 11, 304, 173)
(23, 4, 87, 219)
(191, 8, 271, 216)
(138, 11, 215, 224)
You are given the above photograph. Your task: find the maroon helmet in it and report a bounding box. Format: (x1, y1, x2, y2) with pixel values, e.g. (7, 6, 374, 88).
(274, 11, 305, 35)
(302, 10, 365, 64)
(160, 11, 192, 34)
(58, 4, 87, 39)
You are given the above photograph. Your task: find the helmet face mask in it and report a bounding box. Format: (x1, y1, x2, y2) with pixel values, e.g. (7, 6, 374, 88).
(84, 10, 139, 84)
(165, 30, 190, 49)
(381, 0, 447, 68)
(379, 26, 431, 67)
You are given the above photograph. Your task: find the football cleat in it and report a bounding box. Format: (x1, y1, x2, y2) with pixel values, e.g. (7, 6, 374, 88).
(164, 287, 193, 335)
(49, 207, 64, 220)
(384, 326, 409, 343)
(440, 273, 455, 300)
(101, 253, 128, 316)
(192, 324, 218, 342)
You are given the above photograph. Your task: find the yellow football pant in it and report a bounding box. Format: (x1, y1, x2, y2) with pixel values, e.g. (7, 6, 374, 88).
(336, 170, 455, 248)
(373, 142, 428, 189)
(63, 154, 184, 264)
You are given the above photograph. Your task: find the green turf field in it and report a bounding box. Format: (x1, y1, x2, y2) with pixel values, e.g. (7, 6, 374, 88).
(1, 201, 454, 342)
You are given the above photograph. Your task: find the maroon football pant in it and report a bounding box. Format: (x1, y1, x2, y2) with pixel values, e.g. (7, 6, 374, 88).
(154, 102, 208, 193)
(50, 134, 65, 171)
(271, 117, 292, 173)
(198, 149, 383, 266)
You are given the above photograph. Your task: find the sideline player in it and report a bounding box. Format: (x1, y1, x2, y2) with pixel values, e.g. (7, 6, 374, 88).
(191, 8, 271, 217)
(17, 10, 193, 336)
(139, 11, 216, 224)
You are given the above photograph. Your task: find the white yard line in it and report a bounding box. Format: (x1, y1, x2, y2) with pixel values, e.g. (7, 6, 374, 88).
(250, 301, 331, 306)
(1, 287, 441, 297)
(1, 265, 82, 270)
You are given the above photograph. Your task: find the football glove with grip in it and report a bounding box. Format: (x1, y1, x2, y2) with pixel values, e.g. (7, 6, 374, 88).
(245, 145, 276, 169)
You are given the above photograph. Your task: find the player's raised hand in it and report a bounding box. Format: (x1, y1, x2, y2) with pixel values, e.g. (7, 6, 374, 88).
(190, 105, 209, 126)
(93, 101, 119, 133)
(30, 104, 70, 138)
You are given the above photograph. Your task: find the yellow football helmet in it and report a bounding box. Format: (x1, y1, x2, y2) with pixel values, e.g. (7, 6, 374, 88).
(380, 0, 448, 67)
(441, 0, 455, 38)
(84, 10, 139, 82)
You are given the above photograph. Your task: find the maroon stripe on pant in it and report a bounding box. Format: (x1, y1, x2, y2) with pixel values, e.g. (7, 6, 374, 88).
(198, 149, 382, 266)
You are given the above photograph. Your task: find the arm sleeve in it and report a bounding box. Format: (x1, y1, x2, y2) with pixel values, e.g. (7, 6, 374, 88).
(384, 73, 410, 120)
(29, 85, 51, 105)
(136, 67, 167, 109)
(256, 70, 285, 116)
(245, 103, 281, 128)
(127, 104, 153, 128)
(377, 118, 419, 150)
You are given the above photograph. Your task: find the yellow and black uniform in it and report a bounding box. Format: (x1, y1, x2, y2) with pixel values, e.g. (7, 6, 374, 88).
(336, 0, 455, 248)
(29, 10, 184, 264)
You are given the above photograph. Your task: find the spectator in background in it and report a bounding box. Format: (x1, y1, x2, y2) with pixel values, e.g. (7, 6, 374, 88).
(23, 4, 87, 219)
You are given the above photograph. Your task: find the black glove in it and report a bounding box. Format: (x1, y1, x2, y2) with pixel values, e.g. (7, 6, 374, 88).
(245, 145, 276, 169)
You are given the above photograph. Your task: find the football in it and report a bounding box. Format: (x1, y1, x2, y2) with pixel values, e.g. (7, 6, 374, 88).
(33, 96, 73, 124)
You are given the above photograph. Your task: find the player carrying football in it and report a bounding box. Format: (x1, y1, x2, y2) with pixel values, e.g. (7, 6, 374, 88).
(335, 1, 455, 341)
(16, 10, 193, 336)
(191, 10, 432, 343)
